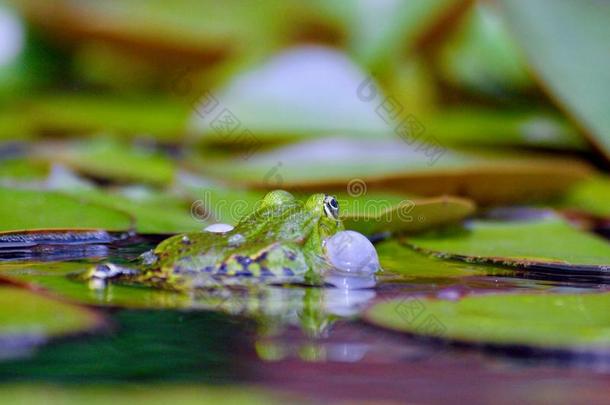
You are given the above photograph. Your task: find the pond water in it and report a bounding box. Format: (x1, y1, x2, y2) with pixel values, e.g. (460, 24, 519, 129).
(1, 234, 609, 403)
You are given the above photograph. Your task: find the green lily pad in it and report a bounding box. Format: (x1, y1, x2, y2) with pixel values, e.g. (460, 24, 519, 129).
(376, 240, 506, 279)
(437, 2, 532, 95)
(407, 217, 610, 270)
(16, 0, 296, 66)
(0, 284, 103, 341)
(0, 384, 296, 405)
(562, 177, 610, 218)
(1, 262, 193, 309)
(180, 181, 265, 225)
(66, 188, 203, 234)
(317, 0, 460, 71)
(366, 292, 610, 351)
(340, 193, 475, 235)
(0, 187, 132, 232)
(0, 158, 49, 181)
(199, 137, 592, 205)
(38, 139, 175, 186)
(427, 108, 585, 151)
(0, 110, 32, 141)
(27, 94, 190, 141)
(180, 179, 475, 235)
(498, 0, 610, 160)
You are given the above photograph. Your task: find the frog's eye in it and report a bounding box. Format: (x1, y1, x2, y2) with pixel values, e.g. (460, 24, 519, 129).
(323, 195, 339, 219)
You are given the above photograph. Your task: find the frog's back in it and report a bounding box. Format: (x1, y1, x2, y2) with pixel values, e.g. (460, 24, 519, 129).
(153, 190, 320, 279)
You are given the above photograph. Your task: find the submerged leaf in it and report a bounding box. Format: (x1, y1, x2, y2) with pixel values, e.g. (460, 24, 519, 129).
(366, 292, 610, 351)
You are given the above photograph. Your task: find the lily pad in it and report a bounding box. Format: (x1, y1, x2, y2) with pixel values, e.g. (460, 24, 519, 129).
(427, 108, 585, 151)
(376, 240, 504, 279)
(498, 0, 610, 160)
(0, 384, 296, 405)
(0, 229, 113, 249)
(27, 94, 190, 141)
(562, 177, 610, 218)
(0, 261, 194, 309)
(37, 139, 175, 186)
(365, 292, 610, 351)
(316, 0, 460, 70)
(180, 180, 475, 235)
(17, 0, 276, 58)
(0, 284, 104, 343)
(66, 188, 203, 234)
(0, 187, 132, 232)
(199, 137, 592, 205)
(407, 217, 610, 271)
(339, 193, 475, 235)
(437, 2, 532, 95)
(0, 157, 49, 181)
(0, 109, 32, 141)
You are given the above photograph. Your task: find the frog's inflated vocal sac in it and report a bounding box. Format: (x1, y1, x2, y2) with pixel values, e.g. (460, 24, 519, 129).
(90, 190, 345, 288)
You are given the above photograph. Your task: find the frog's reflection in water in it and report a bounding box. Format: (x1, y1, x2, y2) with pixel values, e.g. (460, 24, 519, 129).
(187, 272, 376, 363)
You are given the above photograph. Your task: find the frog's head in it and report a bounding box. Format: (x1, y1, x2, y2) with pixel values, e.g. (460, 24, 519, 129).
(303, 193, 344, 241)
(256, 190, 343, 244)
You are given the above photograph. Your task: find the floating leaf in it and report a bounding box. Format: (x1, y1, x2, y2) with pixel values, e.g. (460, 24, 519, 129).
(66, 188, 202, 234)
(181, 180, 475, 235)
(498, 0, 610, 159)
(377, 240, 506, 279)
(199, 137, 592, 205)
(339, 193, 475, 235)
(0, 285, 103, 347)
(38, 139, 175, 186)
(562, 177, 610, 218)
(0, 229, 113, 248)
(27, 94, 190, 141)
(1, 262, 194, 309)
(0, 110, 32, 141)
(0, 385, 295, 405)
(16, 0, 299, 67)
(0, 158, 49, 181)
(437, 2, 532, 95)
(317, 0, 460, 71)
(0, 187, 132, 232)
(407, 217, 610, 271)
(428, 108, 585, 151)
(366, 292, 610, 351)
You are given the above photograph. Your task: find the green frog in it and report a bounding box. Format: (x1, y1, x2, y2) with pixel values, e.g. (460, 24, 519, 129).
(88, 190, 344, 289)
